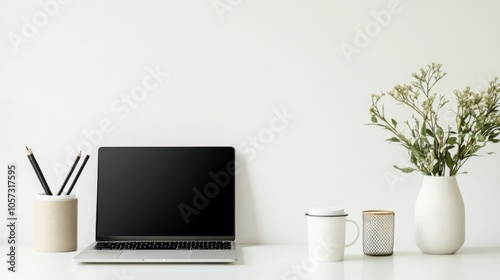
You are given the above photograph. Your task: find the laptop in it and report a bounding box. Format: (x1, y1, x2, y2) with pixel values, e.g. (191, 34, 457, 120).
(73, 146, 237, 263)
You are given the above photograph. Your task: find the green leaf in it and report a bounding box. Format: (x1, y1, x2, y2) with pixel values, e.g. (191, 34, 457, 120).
(391, 118, 397, 127)
(432, 163, 441, 176)
(446, 137, 457, 145)
(489, 133, 499, 140)
(418, 135, 430, 145)
(426, 129, 435, 137)
(410, 154, 417, 165)
(386, 137, 400, 143)
(421, 121, 427, 136)
(437, 127, 444, 139)
(393, 166, 417, 173)
(445, 150, 453, 169)
(410, 147, 423, 159)
(371, 115, 378, 123)
(410, 129, 417, 138)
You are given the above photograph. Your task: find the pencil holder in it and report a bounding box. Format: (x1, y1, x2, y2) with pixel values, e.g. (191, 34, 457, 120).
(35, 194, 77, 252)
(362, 210, 395, 256)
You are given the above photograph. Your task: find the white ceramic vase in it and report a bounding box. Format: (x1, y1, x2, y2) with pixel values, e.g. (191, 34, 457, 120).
(414, 176, 465, 254)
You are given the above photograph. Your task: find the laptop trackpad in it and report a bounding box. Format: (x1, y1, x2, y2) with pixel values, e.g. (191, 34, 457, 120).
(118, 250, 192, 260)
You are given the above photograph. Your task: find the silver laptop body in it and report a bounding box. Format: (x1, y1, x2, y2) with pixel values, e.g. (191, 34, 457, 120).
(73, 147, 237, 263)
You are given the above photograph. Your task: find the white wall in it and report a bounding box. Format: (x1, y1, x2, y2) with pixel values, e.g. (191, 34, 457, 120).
(1, 0, 500, 247)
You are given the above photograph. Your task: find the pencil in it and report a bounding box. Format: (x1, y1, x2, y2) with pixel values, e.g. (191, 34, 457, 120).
(57, 151, 81, 195)
(66, 154, 90, 195)
(26, 146, 53, 195)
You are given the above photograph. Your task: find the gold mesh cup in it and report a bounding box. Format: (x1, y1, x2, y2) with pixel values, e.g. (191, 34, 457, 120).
(362, 210, 394, 256)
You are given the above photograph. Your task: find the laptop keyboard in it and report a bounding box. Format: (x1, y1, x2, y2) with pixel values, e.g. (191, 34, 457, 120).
(94, 241, 232, 250)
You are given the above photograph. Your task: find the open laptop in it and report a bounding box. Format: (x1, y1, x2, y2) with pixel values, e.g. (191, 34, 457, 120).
(73, 146, 237, 263)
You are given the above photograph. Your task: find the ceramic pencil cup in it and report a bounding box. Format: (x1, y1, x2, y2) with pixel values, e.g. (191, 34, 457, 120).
(35, 194, 77, 252)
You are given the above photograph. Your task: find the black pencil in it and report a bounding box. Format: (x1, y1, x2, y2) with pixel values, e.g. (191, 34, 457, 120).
(26, 146, 53, 195)
(66, 154, 90, 195)
(57, 151, 81, 195)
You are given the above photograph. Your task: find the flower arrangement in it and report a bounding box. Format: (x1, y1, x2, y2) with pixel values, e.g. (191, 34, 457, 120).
(369, 63, 500, 176)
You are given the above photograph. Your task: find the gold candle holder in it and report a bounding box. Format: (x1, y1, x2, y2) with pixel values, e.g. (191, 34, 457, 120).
(362, 210, 394, 256)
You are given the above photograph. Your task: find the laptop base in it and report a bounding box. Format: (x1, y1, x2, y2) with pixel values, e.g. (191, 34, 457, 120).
(73, 242, 238, 263)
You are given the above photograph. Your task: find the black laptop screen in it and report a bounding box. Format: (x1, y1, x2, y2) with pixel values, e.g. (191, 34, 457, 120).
(96, 147, 235, 240)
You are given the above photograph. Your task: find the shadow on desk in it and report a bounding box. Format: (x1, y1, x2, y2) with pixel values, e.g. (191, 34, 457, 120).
(456, 246, 500, 255)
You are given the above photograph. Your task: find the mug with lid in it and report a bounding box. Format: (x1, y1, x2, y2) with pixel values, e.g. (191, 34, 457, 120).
(306, 207, 360, 262)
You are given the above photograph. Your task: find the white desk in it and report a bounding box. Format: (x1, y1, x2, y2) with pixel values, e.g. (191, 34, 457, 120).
(1, 244, 499, 280)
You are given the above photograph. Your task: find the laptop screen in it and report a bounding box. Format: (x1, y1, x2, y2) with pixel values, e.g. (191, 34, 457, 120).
(96, 147, 235, 241)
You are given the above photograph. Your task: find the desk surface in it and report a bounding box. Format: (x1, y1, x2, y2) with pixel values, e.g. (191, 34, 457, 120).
(1, 244, 499, 280)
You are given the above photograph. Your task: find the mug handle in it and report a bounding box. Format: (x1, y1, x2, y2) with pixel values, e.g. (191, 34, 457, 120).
(345, 219, 360, 247)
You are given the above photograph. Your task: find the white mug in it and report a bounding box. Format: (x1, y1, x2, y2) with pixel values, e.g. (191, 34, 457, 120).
(306, 207, 360, 262)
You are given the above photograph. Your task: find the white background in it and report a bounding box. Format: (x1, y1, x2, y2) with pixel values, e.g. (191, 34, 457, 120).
(1, 0, 500, 248)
